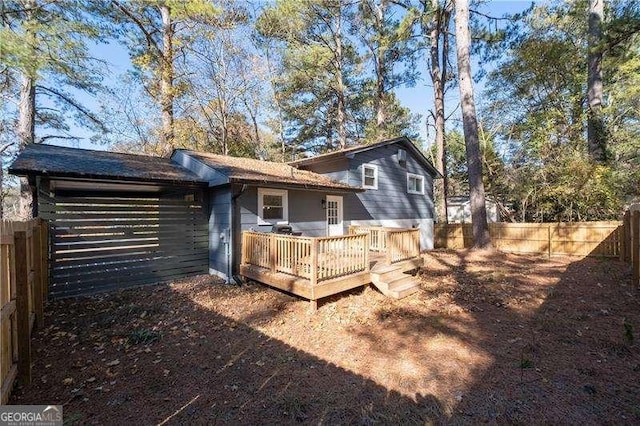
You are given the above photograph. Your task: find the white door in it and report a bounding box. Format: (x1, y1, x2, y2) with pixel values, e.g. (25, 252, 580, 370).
(326, 195, 343, 236)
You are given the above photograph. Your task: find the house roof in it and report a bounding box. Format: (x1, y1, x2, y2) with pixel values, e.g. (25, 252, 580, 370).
(178, 150, 359, 191)
(9, 144, 206, 185)
(289, 136, 443, 178)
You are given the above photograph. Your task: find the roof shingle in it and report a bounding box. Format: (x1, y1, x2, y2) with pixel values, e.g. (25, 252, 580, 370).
(181, 150, 357, 191)
(9, 144, 205, 184)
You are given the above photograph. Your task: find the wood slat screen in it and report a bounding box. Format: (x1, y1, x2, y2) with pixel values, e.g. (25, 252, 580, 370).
(40, 187, 208, 298)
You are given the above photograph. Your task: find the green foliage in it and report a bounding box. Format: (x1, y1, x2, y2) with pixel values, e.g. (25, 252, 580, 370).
(479, 0, 640, 221)
(1, 0, 107, 141)
(128, 328, 161, 345)
(256, 0, 420, 156)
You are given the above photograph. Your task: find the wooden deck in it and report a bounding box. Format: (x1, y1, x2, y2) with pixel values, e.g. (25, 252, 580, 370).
(240, 228, 422, 310)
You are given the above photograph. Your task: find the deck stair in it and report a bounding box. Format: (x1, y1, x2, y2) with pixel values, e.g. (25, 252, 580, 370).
(370, 258, 422, 299)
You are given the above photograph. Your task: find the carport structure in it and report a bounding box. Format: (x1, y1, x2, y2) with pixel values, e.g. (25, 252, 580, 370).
(10, 144, 209, 298)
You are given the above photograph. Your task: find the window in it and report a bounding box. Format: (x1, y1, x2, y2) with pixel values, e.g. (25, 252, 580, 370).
(407, 173, 425, 195)
(258, 188, 288, 224)
(362, 164, 378, 189)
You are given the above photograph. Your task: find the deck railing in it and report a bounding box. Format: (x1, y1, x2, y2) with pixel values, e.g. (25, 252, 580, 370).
(349, 225, 420, 264)
(348, 225, 387, 251)
(385, 228, 420, 264)
(241, 232, 369, 285)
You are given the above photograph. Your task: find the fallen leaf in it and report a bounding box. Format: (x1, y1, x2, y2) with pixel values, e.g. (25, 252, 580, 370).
(105, 360, 120, 367)
(63, 378, 74, 385)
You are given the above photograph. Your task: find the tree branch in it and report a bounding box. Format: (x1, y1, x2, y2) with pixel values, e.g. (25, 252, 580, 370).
(36, 85, 106, 131)
(112, 0, 161, 54)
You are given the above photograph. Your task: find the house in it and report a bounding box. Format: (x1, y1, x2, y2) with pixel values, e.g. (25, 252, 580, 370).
(10, 137, 439, 305)
(290, 136, 441, 249)
(447, 196, 500, 223)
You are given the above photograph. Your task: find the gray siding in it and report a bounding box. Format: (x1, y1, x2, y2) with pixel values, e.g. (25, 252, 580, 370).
(346, 143, 434, 221)
(237, 186, 332, 237)
(299, 143, 435, 222)
(209, 187, 232, 278)
(299, 158, 350, 185)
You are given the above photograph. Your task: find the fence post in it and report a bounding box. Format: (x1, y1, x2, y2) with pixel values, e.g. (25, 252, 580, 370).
(633, 211, 640, 287)
(14, 230, 31, 385)
(547, 224, 552, 258)
(32, 222, 44, 328)
(622, 211, 630, 263)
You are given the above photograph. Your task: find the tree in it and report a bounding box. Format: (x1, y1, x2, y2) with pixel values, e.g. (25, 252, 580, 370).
(587, 0, 606, 162)
(1, 0, 106, 218)
(453, 0, 490, 248)
(354, 0, 418, 140)
(481, 0, 639, 221)
(422, 0, 453, 223)
(257, 0, 363, 155)
(101, 0, 218, 152)
(183, 7, 268, 158)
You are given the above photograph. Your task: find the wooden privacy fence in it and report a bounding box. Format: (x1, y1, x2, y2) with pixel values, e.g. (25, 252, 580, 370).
(434, 221, 623, 257)
(1, 218, 48, 404)
(621, 205, 640, 287)
(241, 232, 369, 285)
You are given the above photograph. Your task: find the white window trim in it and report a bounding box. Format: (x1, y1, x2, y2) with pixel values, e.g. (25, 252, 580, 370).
(257, 188, 289, 225)
(407, 173, 425, 195)
(362, 164, 378, 190)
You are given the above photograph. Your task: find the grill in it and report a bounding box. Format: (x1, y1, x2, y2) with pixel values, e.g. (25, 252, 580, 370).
(272, 224, 302, 236)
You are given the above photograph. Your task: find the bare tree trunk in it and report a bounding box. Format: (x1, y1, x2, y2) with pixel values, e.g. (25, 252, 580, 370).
(222, 112, 228, 156)
(587, 0, 606, 163)
(374, 0, 387, 130)
(429, 0, 450, 223)
(17, 0, 36, 219)
(454, 0, 490, 248)
(335, 3, 347, 150)
(160, 4, 174, 150)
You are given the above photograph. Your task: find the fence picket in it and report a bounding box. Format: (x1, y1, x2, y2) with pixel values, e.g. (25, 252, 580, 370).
(1, 219, 49, 403)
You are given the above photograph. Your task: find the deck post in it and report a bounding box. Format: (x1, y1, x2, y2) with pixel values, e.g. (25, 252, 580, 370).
(310, 238, 318, 287)
(269, 233, 276, 272)
(309, 299, 318, 312)
(364, 233, 370, 272)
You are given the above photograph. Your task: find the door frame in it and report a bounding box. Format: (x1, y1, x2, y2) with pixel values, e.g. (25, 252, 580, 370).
(326, 195, 344, 236)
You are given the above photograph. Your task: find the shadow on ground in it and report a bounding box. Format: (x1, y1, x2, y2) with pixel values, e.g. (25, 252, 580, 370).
(353, 250, 640, 423)
(9, 250, 640, 424)
(10, 281, 444, 424)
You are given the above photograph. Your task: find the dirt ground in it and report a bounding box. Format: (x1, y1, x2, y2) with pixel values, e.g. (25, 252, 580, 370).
(9, 250, 640, 424)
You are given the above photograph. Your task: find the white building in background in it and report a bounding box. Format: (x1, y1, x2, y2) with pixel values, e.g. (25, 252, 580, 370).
(446, 196, 500, 223)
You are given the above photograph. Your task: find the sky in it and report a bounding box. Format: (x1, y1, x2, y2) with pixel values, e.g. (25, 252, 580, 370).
(50, 0, 536, 153)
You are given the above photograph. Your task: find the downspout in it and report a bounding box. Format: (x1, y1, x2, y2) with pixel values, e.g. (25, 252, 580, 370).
(230, 183, 248, 283)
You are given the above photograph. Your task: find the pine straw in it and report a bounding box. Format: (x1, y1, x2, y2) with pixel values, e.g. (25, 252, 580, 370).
(10, 250, 640, 424)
